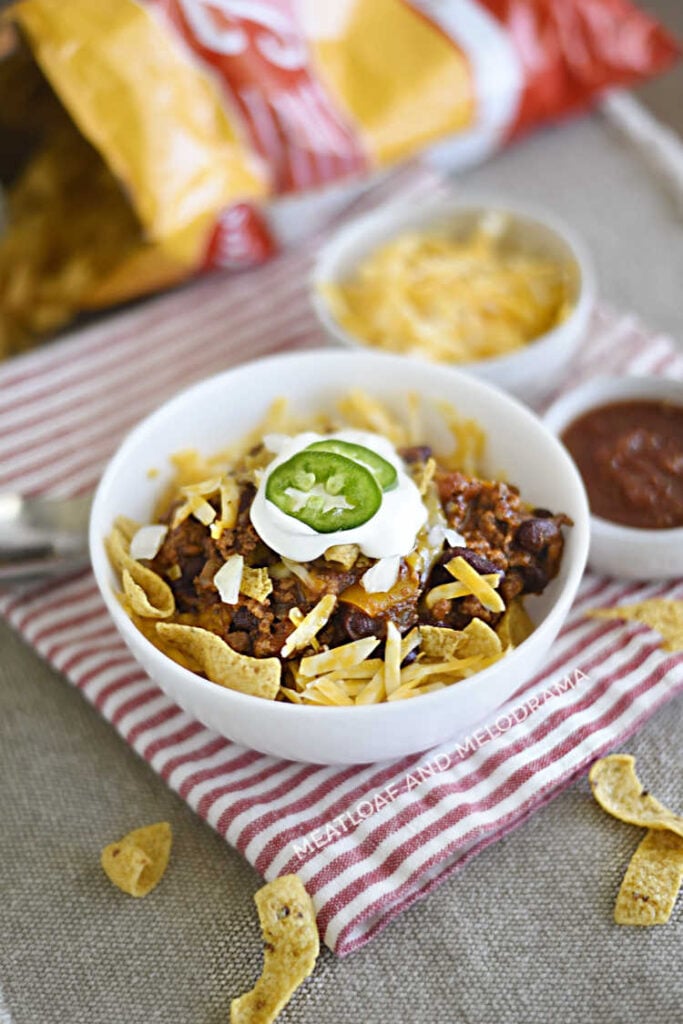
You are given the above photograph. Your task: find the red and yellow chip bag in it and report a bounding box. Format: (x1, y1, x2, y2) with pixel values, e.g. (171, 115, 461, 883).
(0, 0, 678, 355)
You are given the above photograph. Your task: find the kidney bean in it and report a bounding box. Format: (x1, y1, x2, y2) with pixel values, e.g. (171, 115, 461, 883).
(340, 607, 384, 641)
(398, 445, 433, 464)
(231, 606, 259, 631)
(515, 518, 561, 554)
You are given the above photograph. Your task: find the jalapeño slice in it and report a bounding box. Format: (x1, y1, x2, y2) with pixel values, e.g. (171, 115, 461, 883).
(305, 439, 398, 491)
(266, 450, 381, 533)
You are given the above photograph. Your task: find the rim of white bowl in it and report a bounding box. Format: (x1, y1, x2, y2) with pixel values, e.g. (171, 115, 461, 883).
(543, 374, 683, 544)
(90, 348, 591, 721)
(310, 194, 597, 373)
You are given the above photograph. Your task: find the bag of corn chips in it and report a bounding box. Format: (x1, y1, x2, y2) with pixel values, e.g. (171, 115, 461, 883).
(0, 0, 677, 355)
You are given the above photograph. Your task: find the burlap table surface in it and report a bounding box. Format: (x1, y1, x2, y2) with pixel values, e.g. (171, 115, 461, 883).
(2, 112, 682, 1023)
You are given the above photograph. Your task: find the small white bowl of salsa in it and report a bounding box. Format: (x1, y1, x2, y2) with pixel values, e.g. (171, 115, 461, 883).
(544, 375, 683, 579)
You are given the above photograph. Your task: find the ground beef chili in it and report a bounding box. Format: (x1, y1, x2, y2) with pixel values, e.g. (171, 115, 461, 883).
(561, 400, 683, 529)
(146, 451, 571, 662)
(427, 470, 571, 630)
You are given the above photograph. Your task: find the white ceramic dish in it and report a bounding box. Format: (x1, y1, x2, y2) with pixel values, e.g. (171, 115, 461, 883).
(544, 375, 683, 580)
(90, 350, 590, 765)
(311, 197, 596, 405)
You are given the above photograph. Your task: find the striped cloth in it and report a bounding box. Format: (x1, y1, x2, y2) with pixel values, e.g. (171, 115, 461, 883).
(2, 169, 683, 956)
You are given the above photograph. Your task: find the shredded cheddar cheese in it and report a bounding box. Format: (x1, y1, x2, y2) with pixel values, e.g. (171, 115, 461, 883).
(323, 224, 573, 363)
(444, 556, 505, 613)
(281, 594, 337, 658)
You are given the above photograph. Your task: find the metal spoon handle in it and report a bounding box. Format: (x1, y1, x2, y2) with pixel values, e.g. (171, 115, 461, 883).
(0, 491, 93, 585)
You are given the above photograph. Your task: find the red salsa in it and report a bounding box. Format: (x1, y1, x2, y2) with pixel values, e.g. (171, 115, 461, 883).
(561, 400, 683, 529)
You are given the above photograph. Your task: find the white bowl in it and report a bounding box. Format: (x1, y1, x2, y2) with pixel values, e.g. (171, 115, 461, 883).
(544, 375, 683, 580)
(90, 350, 590, 765)
(311, 197, 596, 406)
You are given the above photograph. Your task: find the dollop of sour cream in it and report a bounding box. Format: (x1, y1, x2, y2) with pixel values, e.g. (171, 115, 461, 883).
(250, 429, 428, 562)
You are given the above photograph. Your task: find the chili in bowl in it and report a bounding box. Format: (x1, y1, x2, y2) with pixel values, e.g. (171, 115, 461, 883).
(544, 376, 683, 579)
(90, 350, 589, 764)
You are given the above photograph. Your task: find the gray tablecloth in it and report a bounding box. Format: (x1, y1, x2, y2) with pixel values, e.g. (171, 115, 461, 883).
(2, 108, 683, 1024)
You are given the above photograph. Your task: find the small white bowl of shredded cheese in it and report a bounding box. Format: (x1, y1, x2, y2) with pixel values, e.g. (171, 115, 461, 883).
(312, 197, 595, 405)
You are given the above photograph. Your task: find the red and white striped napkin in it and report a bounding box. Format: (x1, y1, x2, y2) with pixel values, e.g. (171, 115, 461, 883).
(2, 168, 683, 955)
